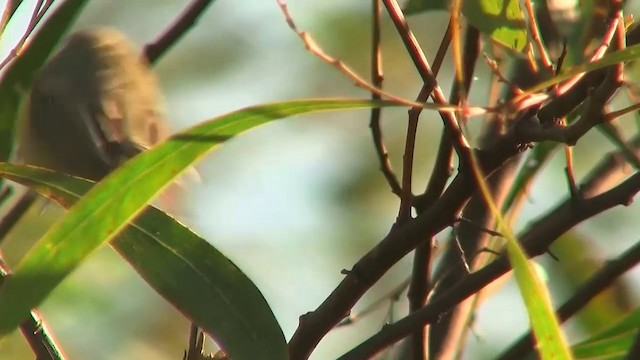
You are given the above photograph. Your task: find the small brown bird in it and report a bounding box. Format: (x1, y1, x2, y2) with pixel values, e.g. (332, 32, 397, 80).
(16, 27, 169, 181)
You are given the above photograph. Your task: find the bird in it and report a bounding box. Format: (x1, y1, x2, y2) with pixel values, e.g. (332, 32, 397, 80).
(15, 27, 169, 181)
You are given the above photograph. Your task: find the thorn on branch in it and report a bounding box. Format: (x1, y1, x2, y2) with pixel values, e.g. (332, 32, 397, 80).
(456, 217, 503, 237)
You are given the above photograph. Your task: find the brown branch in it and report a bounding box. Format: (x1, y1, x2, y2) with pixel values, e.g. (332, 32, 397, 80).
(143, 0, 217, 64)
(339, 170, 640, 359)
(183, 323, 206, 360)
(343, 131, 640, 358)
(368, 0, 402, 197)
(288, 120, 525, 359)
(277, 0, 488, 114)
(0, 189, 36, 242)
(0, 0, 52, 71)
(284, 1, 633, 358)
(0, 257, 65, 360)
(406, 25, 480, 360)
(380, 0, 472, 164)
(508, 1, 622, 113)
(402, 19, 454, 359)
(515, 64, 623, 146)
(523, 0, 553, 73)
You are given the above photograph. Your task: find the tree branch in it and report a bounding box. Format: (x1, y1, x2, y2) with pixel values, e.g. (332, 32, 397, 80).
(143, 0, 217, 64)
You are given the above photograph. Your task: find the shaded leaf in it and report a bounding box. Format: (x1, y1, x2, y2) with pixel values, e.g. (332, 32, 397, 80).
(573, 310, 640, 360)
(0, 163, 287, 360)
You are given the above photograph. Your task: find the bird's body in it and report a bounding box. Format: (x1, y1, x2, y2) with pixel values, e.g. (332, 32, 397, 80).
(16, 28, 169, 180)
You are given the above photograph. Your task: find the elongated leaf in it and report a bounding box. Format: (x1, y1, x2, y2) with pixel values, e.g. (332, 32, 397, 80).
(498, 224, 573, 359)
(572, 308, 640, 359)
(404, 0, 528, 52)
(0, 98, 397, 343)
(0, 0, 89, 162)
(0, 163, 287, 360)
(470, 155, 572, 359)
(575, 307, 640, 346)
(522, 44, 640, 95)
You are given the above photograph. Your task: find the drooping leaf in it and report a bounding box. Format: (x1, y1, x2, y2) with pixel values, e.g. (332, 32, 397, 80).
(0, 163, 287, 360)
(0, 98, 397, 351)
(572, 307, 640, 359)
(470, 153, 572, 359)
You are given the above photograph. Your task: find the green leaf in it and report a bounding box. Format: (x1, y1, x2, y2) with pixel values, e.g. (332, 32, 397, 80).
(572, 308, 640, 359)
(0, 98, 397, 344)
(523, 44, 640, 95)
(0, 163, 287, 360)
(470, 154, 572, 359)
(500, 229, 573, 360)
(404, 0, 528, 52)
(0, 0, 89, 162)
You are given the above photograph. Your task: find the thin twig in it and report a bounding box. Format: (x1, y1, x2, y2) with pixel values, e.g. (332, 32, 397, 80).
(409, 25, 480, 359)
(523, 0, 554, 73)
(368, 0, 401, 197)
(381, 0, 472, 159)
(336, 279, 410, 327)
(276, 0, 489, 116)
(404, 19, 454, 360)
(509, 3, 622, 112)
(0, 0, 52, 71)
(0, 189, 36, 243)
(431, 18, 452, 77)
(397, 105, 419, 221)
(605, 102, 640, 121)
(482, 52, 523, 96)
(0, 257, 65, 360)
(455, 217, 502, 237)
(143, 0, 217, 64)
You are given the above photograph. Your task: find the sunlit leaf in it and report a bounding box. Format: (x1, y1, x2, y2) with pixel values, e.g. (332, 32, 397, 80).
(522, 44, 640, 96)
(470, 156, 572, 359)
(404, 0, 528, 52)
(0, 98, 397, 350)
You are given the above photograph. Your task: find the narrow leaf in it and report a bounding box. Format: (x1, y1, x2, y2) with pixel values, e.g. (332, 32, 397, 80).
(470, 154, 572, 359)
(0, 163, 287, 360)
(523, 44, 640, 95)
(573, 322, 638, 359)
(0, 98, 396, 341)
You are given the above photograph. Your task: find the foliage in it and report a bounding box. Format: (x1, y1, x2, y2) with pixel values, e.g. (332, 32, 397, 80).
(1, 1, 640, 359)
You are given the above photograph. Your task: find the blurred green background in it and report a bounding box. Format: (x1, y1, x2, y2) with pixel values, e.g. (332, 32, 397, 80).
(1, 0, 640, 359)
